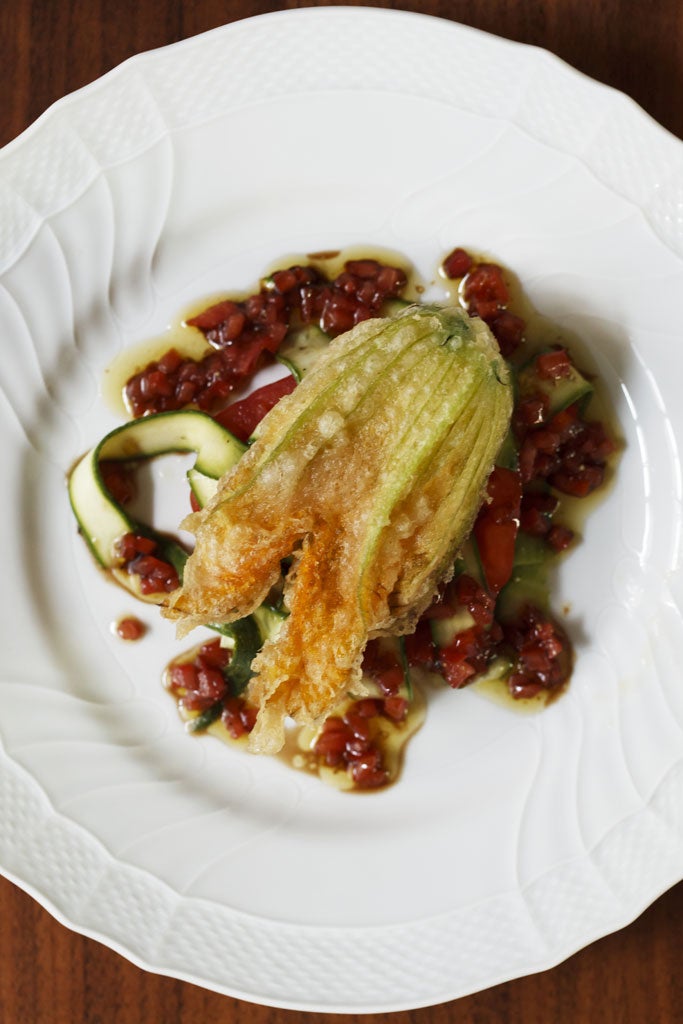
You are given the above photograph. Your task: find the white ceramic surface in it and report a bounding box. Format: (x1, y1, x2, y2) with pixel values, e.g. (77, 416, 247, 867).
(2, 8, 683, 1012)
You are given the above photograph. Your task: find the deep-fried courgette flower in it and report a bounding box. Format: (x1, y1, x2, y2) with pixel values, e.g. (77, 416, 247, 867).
(166, 305, 512, 753)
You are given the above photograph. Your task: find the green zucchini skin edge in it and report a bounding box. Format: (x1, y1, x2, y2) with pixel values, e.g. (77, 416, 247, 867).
(68, 409, 246, 571)
(516, 349, 593, 416)
(68, 409, 290, 699)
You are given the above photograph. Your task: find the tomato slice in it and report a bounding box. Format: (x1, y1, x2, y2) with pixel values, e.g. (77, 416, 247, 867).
(214, 374, 297, 442)
(473, 466, 522, 595)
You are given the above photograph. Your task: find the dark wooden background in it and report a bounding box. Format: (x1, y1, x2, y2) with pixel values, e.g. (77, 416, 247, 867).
(2, 2, 683, 1022)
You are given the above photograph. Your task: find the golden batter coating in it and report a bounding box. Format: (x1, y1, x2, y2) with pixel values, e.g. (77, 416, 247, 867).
(166, 306, 512, 753)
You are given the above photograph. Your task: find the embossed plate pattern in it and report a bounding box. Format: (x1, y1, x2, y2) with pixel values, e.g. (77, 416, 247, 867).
(1, 8, 683, 1012)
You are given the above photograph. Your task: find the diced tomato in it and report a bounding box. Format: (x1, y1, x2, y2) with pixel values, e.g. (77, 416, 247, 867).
(221, 696, 255, 739)
(187, 299, 244, 332)
(100, 461, 136, 505)
(349, 755, 389, 789)
(361, 639, 406, 695)
(503, 605, 571, 695)
(321, 290, 361, 334)
(454, 574, 495, 628)
(547, 402, 580, 438)
(383, 696, 408, 721)
(361, 638, 384, 674)
(214, 374, 297, 442)
(513, 394, 550, 434)
(404, 620, 436, 669)
(354, 698, 382, 719)
(442, 247, 473, 279)
(197, 638, 230, 670)
(519, 491, 558, 537)
(115, 532, 157, 561)
(536, 348, 572, 381)
(129, 554, 180, 594)
(489, 310, 525, 357)
(463, 263, 509, 320)
(168, 662, 198, 693)
(549, 465, 605, 497)
(195, 664, 227, 702)
(485, 464, 522, 513)
(375, 666, 405, 697)
(269, 265, 320, 295)
(546, 524, 574, 551)
(343, 708, 372, 743)
(362, 638, 396, 674)
(439, 646, 477, 689)
(473, 466, 522, 594)
(313, 717, 349, 762)
(115, 616, 145, 641)
(508, 676, 544, 699)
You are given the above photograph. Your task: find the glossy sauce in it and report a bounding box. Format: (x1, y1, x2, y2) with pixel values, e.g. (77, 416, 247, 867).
(169, 643, 427, 790)
(102, 246, 418, 418)
(101, 246, 620, 787)
(445, 257, 622, 542)
(102, 325, 211, 417)
(291, 687, 427, 791)
(435, 254, 620, 712)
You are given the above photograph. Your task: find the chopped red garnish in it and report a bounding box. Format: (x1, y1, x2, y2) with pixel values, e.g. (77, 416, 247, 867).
(442, 247, 473, 279)
(187, 299, 244, 333)
(444, 252, 524, 352)
(348, 749, 389, 790)
(536, 348, 573, 381)
(215, 374, 297, 442)
(473, 466, 522, 595)
(514, 393, 550, 433)
(115, 616, 146, 641)
(100, 460, 136, 505)
(488, 310, 525, 357)
(167, 640, 256, 729)
(439, 646, 478, 689)
(129, 554, 179, 594)
(197, 638, 230, 670)
(115, 533, 157, 561)
(195, 663, 227, 702)
(463, 263, 510, 321)
(221, 696, 256, 738)
(354, 698, 382, 719)
(268, 265, 320, 295)
(115, 533, 179, 594)
(169, 662, 198, 693)
(128, 248, 620, 783)
(546, 524, 575, 551)
(124, 258, 408, 418)
(454, 574, 495, 629)
(550, 465, 605, 497)
(515, 395, 614, 499)
(313, 716, 348, 763)
(314, 710, 390, 789)
(403, 620, 436, 670)
(503, 605, 571, 696)
(519, 491, 558, 538)
(382, 696, 409, 722)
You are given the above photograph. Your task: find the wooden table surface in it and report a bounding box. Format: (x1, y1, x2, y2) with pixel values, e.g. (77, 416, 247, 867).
(2, 2, 683, 1022)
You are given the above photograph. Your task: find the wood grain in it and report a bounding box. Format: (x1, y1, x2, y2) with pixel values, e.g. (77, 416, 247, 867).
(2, 2, 683, 1022)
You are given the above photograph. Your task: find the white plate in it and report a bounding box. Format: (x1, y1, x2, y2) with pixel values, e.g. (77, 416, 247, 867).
(2, 8, 683, 1012)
